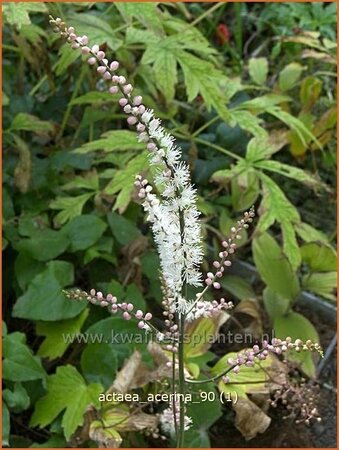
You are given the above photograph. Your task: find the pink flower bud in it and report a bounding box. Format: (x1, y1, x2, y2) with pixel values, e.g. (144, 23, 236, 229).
(147, 143, 156, 152)
(123, 84, 133, 94)
(90, 289, 96, 296)
(69, 33, 77, 41)
(103, 71, 112, 80)
(88, 57, 96, 65)
(138, 321, 145, 329)
(127, 303, 134, 311)
(118, 76, 126, 84)
(112, 75, 119, 83)
(127, 116, 137, 125)
(213, 261, 220, 268)
(133, 95, 143, 106)
(213, 282, 221, 289)
(138, 105, 146, 114)
(135, 310, 143, 319)
(233, 365, 240, 374)
(106, 294, 113, 302)
(97, 66, 106, 74)
(119, 98, 128, 107)
(224, 260, 231, 266)
(207, 272, 214, 279)
(136, 123, 145, 132)
(110, 61, 119, 71)
(123, 105, 132, 114)
(123, 312, 131, 320)
(81, 35, 89, 45)
(91, 44, 99, 54)
(82, 46, 90, 54)
(205, 278, 212, 286)
(109, 86, 119, 94)
(72, 42, 80, 49)
(216, 271, 223, 278)
(68, 27, 75, 34)
(144, 312, 152, 321)
(222, 375, 230, 383)
(97, 51, 105, 60)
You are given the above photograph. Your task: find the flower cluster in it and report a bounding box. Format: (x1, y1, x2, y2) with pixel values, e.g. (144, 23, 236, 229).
(64, 289, 152, 331)
(222, 337, 323, 383)
(159, 402, 192, 436)
(50, 16, 203, 303)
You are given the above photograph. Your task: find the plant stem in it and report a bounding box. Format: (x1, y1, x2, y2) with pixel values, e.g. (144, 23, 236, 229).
(176, 312, 186, 448)
(190, 2, 225, 27)
(193, 137, 242, 161)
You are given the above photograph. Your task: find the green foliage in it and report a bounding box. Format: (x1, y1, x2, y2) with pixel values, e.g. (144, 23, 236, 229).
(31, 365, 103, 440)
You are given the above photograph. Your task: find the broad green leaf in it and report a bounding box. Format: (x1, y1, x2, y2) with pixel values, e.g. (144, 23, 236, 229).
(81, 343, 118, 388)
(231, 169, 260, 212)
(252, 232, 300, 301)
(211, 159, 247, 185)
(125, 283, 146, 310)
(301, 242, 336, 272)
(67, 13, 122, 50)
(221, 275, 255, 300)
(125, 26, 158, 45)
(263, 287, 290, 321)
(10, 113, 53, 133)
(73, 130, 144, 154)
(300, 76, 323, 110)
(36, 309, 89, 360)
(15, 253, 45, 291)
(274, 312, 319, 377)
(3, 333, 46, 382)
(63, 215, 107, 252)
(31, 365, 103, 440)
(107, 212, 141, 245)
(15, 228, 70, 261)
(3, 382, 30, 413)
(62, 172, 99, 192)
(153, 49, 177, 101)
(245, 137, 276, 162)
(30, 435, 67, 448)
(248, 57, 268, 85)
(236, 94, 291, 112)
(13, 261, 86, 321)
(50, 193, 94, 226)
(279, 63, 305, 91)
(302, 272, 337, 301)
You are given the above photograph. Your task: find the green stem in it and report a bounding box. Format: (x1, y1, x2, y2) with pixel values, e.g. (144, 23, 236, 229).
(190, 2, 225, 27)
(176, 312, 186, 448)
(191, 115, 220, 138)
(193, 137, 242, 160)
(57, 64, 86, 140)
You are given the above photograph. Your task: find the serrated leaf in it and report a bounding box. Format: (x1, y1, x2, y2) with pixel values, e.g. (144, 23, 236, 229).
(54, 44, 81, 76)
(231, 110, 267, 138)
(248, 57, 268, 85)
(115, 2, 163, 35)
(31, 365, 102, 440)
(50, 193, 94, 226)
(3, 382, 30, 413)
(153, 49, 177, 101)
(36, 309, 89, 360)
(3, 3, 47, 29)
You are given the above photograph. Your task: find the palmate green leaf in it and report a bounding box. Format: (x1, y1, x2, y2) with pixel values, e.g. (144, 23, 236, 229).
(237, 94, 291, 113)
(104, 152, 149, 212)
(36, 309, 89, 360)
(115, 2, 163, 35)
(230, 110, 268, 139)
(245, 137, 276, 162)
(3, 382, 30, 413)
(153, 49, 177, 101)
(256, 173, 302, 271)
(274, 312, 319, 377)
(67, 13, 122, 50)
(10, 113, 53, 134)
(3, 332, 46, 383)
(3, 2, 47, 29)
(50, 192, 94, 226)
(13, 261, 86, 321)
(73, 130, 144, 154)
(252, 232, 300, 302)
(31, 365, 103, 440)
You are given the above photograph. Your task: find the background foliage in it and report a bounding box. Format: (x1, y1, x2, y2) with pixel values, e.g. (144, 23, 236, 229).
(2, 2, 337, 447)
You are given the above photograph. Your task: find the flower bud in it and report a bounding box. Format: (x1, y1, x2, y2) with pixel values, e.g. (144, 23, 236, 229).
(97, 51, 105, 60)
(109, 86, 119, 94)
(133, 95, 143, 106)
(144, 312, 152, 321)
(82, 46, 90, 54)
(88, 57, 96, 65)
(110, 61, 119, 71)
(119, 98, 128, 107)
(127, 116, 137, 125)
(123, 84, 133, 94)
